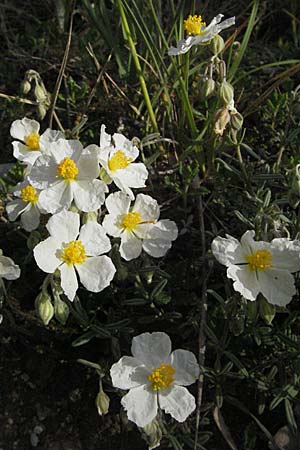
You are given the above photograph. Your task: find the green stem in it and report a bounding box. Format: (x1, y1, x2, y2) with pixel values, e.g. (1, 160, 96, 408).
(117, 0, 158, 132)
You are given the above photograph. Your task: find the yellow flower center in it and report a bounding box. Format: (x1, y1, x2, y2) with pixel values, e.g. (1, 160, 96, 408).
(148, 364, 176, 391)
(60, 240, 86, 266)
(57, 157, 78, 181)
(184, 15, 206, 36)
(108, 150, 132, 172)
(20, 185, 39, 204)
(245, 249, 272, 271)
(25, 133, 40, 151)
(121, 211, 142, 231)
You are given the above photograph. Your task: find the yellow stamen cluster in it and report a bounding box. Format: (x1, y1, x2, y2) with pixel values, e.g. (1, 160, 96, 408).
(184, 15, 206, 36)
(20, 185, 38, 204)
(148, 364, 176, 391)
(61, 240, 86, 266)
(245, 249, 272, 271)
(25, 133, 40, 151)
(121, 211, 142, 231)
(57, 157, 78, 181)
(108, 150, 132, 172)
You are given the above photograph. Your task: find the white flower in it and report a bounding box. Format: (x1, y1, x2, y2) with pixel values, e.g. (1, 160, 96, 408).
(212, 230, 300, 306)
(168, 14, 235, 56)
(98, 125, 148, 200)
(102, 191, 178, 261)
(110, 332, 199, 428)
(28, 139, 108, 214)
(33, 210, 116, 301)
(6, 181, 45, 232)
(0, 250, 20, 281)
(10, 117, 64, 166)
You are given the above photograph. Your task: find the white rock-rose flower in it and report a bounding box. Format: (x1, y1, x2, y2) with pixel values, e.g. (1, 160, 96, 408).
(28, 139, 108, 214)
(98, 125, 148, 200)
(6, 181, 45, 232)
(168, 14, 235, 56)
(10, 117, 64, 166)
(0, 250, 20, 282)
(102, 191, 178, 261)
(212, 230, 300, 306)
(33, 210, 116, 301)
(110, 332, 200, 428)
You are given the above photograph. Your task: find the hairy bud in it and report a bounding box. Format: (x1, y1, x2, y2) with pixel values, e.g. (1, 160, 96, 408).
(95, 385, 110, 416)
(211, 34, 225, 54)
(35, 291, 54, 326)
(214, 108, 230, 136)
(219, 80, 234, 107)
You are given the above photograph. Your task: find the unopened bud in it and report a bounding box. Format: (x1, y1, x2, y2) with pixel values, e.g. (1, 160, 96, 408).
(214, 108, 230, 136)
(288, 165, 300, 208)
(35, 291, 54, 326)
(34, 84, 47, 103)
(201, 78, 215, 100)
(99, 167, 112, 184)
(21, 80, 31, 95)
(259, 296, 276, 325)
(219, 80, 234, 107)
(54, 296, 69, 325)
(142, 418, 163, 450)
(37, 103, 47, 120)
(230, 111, 244, 130)
(211, 34, 225, 54)
(82, 211, 98, 224)
(95, 385, 110, 416)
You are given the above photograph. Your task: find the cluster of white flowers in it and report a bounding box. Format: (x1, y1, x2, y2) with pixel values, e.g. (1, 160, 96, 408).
(6, 118, 178, 301)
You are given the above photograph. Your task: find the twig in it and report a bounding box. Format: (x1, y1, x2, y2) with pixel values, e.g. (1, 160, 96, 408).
(48, 0, 76, 128)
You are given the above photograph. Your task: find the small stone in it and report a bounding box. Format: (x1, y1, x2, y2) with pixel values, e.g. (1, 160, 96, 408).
(30, 432, 39, 447)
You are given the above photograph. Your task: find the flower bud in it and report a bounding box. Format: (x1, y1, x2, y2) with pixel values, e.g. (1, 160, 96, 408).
(259, 296, 276, 325)
(288, 165, 300, 208)
(214, 108, 230, 136)
(142, 418, 162, 450)
(230, 111, 244, 130)
(35, 291, 54, 326)
(201, 78, 215, 100)
(37, 103, 47, 120)
(219, 80, 234, 107)
(211, 34, 225, 55)
(21, 80, 31, 95)
(34, 84, 47, 103)
(54, 296, 69, 325)
(99, 167, 112, 184)
(95, 385, 110, 416)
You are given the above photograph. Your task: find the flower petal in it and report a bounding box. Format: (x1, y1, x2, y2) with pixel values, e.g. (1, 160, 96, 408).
(169, 350, 200, 386)
(159, 385, 196, 422)
(46, 210, 79, 243)
(110, 356, 149, 389)
(6, 199, 26, 222)
(0, 256, 20, 280)
(100, 124, 111, 149)
(38, 181, 73, 214)
(33, 237, 61, 273)
(28, 155, 58, 189)
(120, 232, 142, 261)
(133, 194, 160, 222)
(76, 255, 116, 293)
(59, 263, 78, 301)
(147, 220, 178, 241)
(168, 36, 196, 56)
(39, 128, 64, 154)
(79, 222, 111, 256)
(105, 191, 131, 216)
(72, 180, 107, 212)
(114, 163, 148, 189)
(131, 332, 172, 369)
(258, 269, 296, 306)
(10, 118, 40, 141)
(102, 214, 123, 238)
(21, 204, 40, 231)
(227, 265, 260, 301)
(142, 238, 173, 258)
(12, 141, 41, 165)
(270, 238, 300, 272)
(77, 153, 100, 180)
(211, 234, 245, 266)
(121, 385, 158, 428)
(48, 139, 83, 164)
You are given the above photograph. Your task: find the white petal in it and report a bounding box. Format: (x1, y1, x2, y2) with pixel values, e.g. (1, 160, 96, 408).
(169, 350, 200, 386)
(131, 332, 172, 369)
(38, 181, 73, 213)
(110, 356, 149, 389)
(258, 269, 296, 306)
(72, 180, 107, 212)
(59, 263, 78, 301)
(10, 118, 40, 141)
(105, 191, 131, 216)
(240, 230, 256, 254)
(0, 255, 20, 280)
(114, 163, 148, 189)
(159, 385, 196, 422)
(147, 220, 178, 241)
(76, 256, 116, 293)
(48, 139, 83, 164)
(112, 134, 139, 161)
(121, 385, 158, 428)
(39, 129, 64, 154)
(142, 238, 173, 258)
(211, 235, 245, 266)
(270, 238, 300, 272)
(12, 141, 41, 165)
(120, 232, 142, 261)
(79, 222, 111, 256)
(168, 36, 196, 56)
(33, 237, 61, 273)
(102, 214, 123, 238)
(77, 154, 100, 180)
(28, 155, 58, 189)
(227, 265, 260, 301)
(133, 194, 160, 222)
(100, 124, 111, 149)
(6, 199, 26, 221)
(113, 176, 135, 200)
(46, 210, 79, 243)
(21, 204, 40, 231)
